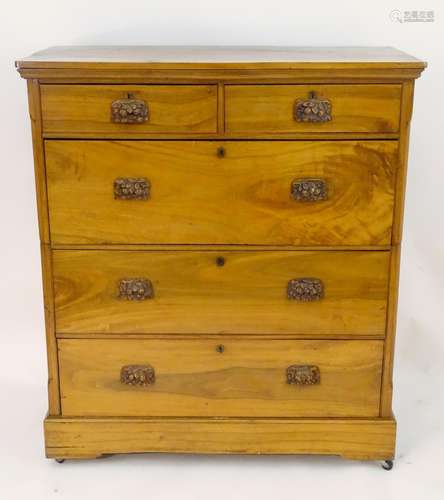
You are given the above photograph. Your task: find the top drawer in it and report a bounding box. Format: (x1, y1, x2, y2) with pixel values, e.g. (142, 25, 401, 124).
(40, 85, 218, 136)
(225, 84, 401, 134)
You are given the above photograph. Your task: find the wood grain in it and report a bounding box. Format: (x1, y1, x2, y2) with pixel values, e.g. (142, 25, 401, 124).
(44, 415, 396, 460)
(226, 84, 402, 134)
(52, 249, 390, 335)
(58, 338, 383, 417)
(41, 85, 217, 135)
(26, 79, 61, 415)
(17, 46, 426, 461)
(17, 45, 425, 68)
(380, 81, 415, 416)
(27, 80, 50, 243)
(40, 244, 61, 414)
(17, 47, 426, 83)
(17, 68, 426, 85)
(45, 140, 397, 246)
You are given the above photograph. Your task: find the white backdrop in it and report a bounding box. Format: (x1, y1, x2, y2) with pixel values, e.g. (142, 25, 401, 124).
(1, 1, 443, 499)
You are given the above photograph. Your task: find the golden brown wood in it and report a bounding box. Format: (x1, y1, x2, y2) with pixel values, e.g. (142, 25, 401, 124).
(17, 67, 426, 85)
(217, 82, 225, 133)
(17, 48, 426, 87)
(44, 415, 396, 460)
(50, 244, 393, 252)
(26, 79, 60, 415)
(52, 249, 389, 336)
(40, 243, 61, 415)
(381, 246, 401, 416)
(392, 81, 414, 246)
(45, 140, 397, 246)
(56, 333, 385, 341)
(380, 82, 416, 416)
(27, 80, 50, 243)
(43, 131, 401, 140)
(58, 338, 383, 417)
(17, 45, 425, 68)
(41, 85, 217, 136)
(226, 84, 402, 134)
(17, 46, 425, 461)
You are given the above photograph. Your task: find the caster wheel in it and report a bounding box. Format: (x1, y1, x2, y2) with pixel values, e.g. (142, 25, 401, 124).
(55, 458, 65, 464)
(382, 460, 393, 470)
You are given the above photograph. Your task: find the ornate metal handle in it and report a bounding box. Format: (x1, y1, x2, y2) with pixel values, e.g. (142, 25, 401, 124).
(287, 365, 320, 385)
(121, 365, 155, 386)
(114, 177, 150, 200)
(118, 279, 154, 301)
(291, 179, 327, 202)
(287, 278, 324, 301)
(111, 93, 149, 124)
(294, 91, 332, 123)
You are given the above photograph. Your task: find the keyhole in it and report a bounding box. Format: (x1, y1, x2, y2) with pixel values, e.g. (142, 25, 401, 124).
(216, 256, 225, 267)
(216, 344, 225, 353)
(217, 146, 226, 158)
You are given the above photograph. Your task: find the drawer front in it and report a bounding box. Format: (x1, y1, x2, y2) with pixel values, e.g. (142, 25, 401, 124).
(53, 250, 389, 336)
(41, 85, 218, 135)
(46, 140, 397, 246)
(59, 338, 383, 417)
(226, 84, 401, 134)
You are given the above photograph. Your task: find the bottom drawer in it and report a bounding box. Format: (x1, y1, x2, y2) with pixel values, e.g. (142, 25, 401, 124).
(59, 338, 383, 417)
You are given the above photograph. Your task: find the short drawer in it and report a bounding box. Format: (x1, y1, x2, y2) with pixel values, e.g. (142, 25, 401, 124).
(225, 84, 401, 134)
(41, 85, 218, 136)
(53, 250, 389, 336)
(46, 140, 397, 246)
(58, 338, 383, 417)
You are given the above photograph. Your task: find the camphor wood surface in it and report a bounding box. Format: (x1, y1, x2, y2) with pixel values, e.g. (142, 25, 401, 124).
(225, 84, 402, 134)
(17, 45, 425, 68)
(17, 46, 426, 461)
(45, 140, 397, 246)
(16, 47, 426, 84)
(41, 85, 217, 135)
(44, 416, 396, 460)
(53, 249, 390, 336)
(58, 338, 383, 417)
(27, 80, 61, 414)
(380, 81, 415, 416)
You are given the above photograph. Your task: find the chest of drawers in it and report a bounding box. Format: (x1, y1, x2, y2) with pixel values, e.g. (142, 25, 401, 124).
(17, 46, 425, 466)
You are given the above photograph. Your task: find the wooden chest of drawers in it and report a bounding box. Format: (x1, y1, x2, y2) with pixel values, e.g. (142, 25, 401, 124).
(17, 46, 426, 466)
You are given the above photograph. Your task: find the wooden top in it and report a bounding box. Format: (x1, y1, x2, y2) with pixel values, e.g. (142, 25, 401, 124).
(17, 46, 426, 70)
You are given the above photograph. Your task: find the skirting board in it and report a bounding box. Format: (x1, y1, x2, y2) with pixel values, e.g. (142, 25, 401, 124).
(44, 416, 396, 461)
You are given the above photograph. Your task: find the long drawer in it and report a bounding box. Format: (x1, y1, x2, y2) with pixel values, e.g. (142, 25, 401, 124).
(225, 84, 402, 134)
(45, 140, 397, 246)
(41, 84, 218, 136)
(58, 338, 383, 417)
(53, 250, 389, 336)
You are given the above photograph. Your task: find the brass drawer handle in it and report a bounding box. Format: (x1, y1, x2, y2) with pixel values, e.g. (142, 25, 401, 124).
(111, 93, 149, 123)
(291, 179, 327, 202)
(121, 365, 155, 386)
(114, 177, 150, 200)
(118, 278, 154, 301)
(294, 91, 332, 123)
(287, 278, 324, 301)
(287, 365, 320, 385)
